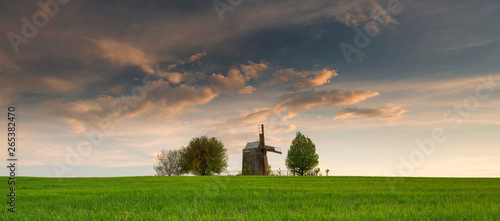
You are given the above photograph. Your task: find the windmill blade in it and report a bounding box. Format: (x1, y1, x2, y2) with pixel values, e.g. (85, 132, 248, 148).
(259, 124, 265, 150)
(264, 145, 282, 154)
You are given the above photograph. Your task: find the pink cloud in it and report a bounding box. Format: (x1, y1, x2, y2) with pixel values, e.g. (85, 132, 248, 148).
(334, 103, 408, 120)
(275, 89, 380, 118)
(271, 68, 338, 91)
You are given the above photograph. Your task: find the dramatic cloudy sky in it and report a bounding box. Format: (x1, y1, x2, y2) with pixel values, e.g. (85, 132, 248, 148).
(1, 0, 499, 177)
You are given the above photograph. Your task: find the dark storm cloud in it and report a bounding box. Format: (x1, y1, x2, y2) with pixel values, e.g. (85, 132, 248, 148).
(2, 0, 494, 130)
(1, 0, 396, 106)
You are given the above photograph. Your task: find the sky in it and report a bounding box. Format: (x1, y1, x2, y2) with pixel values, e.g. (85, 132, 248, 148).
(1, 0, 499, 177)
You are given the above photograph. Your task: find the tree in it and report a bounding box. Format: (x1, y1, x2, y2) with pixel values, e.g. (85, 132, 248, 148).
(180, 136, 228, 175)
(154, 149, 183, 176)
(267, 165, 273, 175)
(314, 167, 321, 176)
(325, 169, 330, 176)
(285, 131, 319, 176)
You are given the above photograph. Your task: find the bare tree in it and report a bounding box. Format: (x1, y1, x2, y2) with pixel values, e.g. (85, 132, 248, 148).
(154, 149, 183, 176)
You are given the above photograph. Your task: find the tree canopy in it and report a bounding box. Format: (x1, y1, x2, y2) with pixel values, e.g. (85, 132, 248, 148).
(285, 131, 319, 176)
(180, 136, 228, 175)
(154, 149, 183, 176)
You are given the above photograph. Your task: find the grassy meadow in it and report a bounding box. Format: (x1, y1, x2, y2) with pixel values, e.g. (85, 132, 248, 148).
(2, 176, 499, 220)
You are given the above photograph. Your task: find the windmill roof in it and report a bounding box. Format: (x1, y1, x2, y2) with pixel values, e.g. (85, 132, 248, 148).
(244, 141, 260, 149)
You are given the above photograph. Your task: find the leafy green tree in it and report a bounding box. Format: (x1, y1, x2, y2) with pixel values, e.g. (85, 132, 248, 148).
(325, 169, 330, 176)
(154, 149, 183, 176)
(180, 136, 228, 175)
(285, 131, 319, 176)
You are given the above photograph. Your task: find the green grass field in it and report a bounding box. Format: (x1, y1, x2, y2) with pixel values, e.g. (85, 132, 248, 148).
(2, 176, 499, 220)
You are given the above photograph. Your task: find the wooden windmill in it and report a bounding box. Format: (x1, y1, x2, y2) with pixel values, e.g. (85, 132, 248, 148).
(242, 124, 282, 175)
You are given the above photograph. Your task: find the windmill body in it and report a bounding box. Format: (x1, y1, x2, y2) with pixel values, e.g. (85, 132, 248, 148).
(242, 125, 282, 175)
